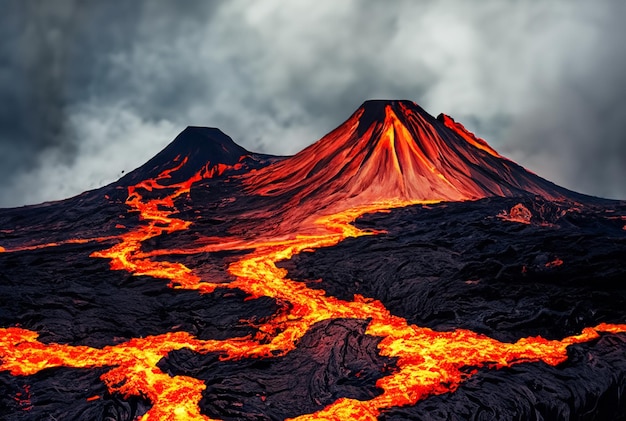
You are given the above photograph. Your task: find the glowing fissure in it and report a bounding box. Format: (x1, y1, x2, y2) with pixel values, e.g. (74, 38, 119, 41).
(2, 159, 626, 420)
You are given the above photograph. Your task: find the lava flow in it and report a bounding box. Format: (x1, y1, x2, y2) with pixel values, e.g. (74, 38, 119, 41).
(1, 100, 625, 420)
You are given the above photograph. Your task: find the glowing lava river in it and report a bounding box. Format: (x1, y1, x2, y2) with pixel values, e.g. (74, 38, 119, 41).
(1, 159, 626, 421)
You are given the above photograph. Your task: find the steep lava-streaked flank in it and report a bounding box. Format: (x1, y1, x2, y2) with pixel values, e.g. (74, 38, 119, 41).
(438, 112, 501, 158)
(243, 100, 568, 234)
(1, 100, 625, 420)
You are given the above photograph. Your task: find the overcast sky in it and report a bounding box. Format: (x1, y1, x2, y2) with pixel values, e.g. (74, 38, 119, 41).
(1, 0, 625, 207)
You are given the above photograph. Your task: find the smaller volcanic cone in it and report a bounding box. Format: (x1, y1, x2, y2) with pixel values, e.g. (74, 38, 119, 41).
(244, 100, 569, 224)
(119, 127, 251, 186)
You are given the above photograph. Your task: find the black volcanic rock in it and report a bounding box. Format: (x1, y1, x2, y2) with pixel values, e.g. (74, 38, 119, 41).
(0, 243, 278, 347)
(0, 367, 151, 421)
(159, 319, 394, 421)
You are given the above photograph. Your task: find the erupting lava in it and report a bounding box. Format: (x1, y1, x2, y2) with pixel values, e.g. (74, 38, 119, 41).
(244, 101, 569, 233)
(1, 100, 625, 420)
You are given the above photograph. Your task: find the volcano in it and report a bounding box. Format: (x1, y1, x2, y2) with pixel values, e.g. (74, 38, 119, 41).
(247, 100, 568, 211)
(1, 100, 626, 421)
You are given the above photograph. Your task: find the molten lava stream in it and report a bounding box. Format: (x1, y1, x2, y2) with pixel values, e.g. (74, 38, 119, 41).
(1, 161, 626, 421)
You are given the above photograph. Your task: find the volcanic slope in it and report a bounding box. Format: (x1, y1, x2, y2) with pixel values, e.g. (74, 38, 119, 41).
(243, 100, 578, 232)
(0, 100, 625, 421)
(117, 126, 278, 187)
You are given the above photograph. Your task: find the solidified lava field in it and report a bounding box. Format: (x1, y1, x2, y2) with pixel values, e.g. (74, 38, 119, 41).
(1, 100, 625, 420)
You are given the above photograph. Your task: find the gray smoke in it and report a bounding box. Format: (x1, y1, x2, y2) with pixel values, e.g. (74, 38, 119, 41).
(0, 0, 624, 207)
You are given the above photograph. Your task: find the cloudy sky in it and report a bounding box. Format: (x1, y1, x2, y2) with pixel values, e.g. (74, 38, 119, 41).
(1, 0, 625, 207)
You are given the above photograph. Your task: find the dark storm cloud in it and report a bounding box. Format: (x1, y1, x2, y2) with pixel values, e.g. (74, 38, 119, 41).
(499, 1, 626, 199)
(0, 1, 82, 174)
(0, 0, 141, 200)
(0, 0, 624, 206)
(0, 0, 221, 206)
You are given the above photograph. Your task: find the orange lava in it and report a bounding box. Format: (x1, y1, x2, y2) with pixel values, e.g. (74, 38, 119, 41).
(546, 258, 564, 268)
(439, 113, 501, 158)
(243, 103, 565, 234)
(1, 160, 625, 420)
(498, 203, 533, 224)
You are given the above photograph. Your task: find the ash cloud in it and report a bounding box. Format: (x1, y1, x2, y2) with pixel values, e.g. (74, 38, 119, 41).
(0, 1, 82, 181)
(499, 1, 626, 200)
(0, 0, 624, 207)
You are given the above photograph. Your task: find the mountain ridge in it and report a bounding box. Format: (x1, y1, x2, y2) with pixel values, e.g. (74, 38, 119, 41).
(0, 99, 602, 212)
(117, 126, 253, 187)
